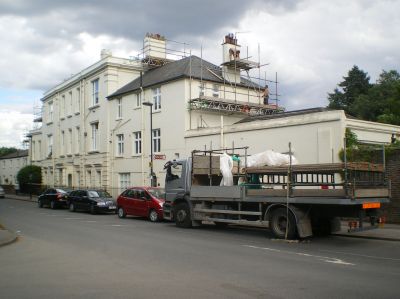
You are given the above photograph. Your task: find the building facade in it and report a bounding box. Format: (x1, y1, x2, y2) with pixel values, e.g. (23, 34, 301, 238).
(0, 150, 28, 186)
(30, 34, 400, 198)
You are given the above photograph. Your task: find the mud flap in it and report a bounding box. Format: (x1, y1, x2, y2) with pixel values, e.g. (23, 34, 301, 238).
(291, 206, 313, 238)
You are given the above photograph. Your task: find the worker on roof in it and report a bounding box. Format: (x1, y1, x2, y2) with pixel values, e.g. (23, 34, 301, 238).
(262, 85, 269, 105)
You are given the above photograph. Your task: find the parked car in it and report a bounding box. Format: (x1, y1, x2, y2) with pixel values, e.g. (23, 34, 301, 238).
(0, 186, 5, 198)
(117, 187, 165, 222)
(38, 188, 69, 209)
(67, 189, 116, 214)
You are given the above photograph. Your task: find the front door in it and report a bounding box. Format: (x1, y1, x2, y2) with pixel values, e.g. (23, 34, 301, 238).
(134, 189, 148, 217)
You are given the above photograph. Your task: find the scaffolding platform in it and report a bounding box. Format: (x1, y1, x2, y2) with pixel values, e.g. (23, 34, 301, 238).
(221, 58, 260, 70)
(188, 96, 283, 116)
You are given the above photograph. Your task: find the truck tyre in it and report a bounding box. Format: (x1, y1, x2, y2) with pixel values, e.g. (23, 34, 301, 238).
(270, 208, 297, 239)
(174, 202, 192, 228)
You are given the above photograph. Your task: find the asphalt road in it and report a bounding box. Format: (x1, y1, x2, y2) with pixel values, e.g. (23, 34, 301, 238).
(1, 198, 400, 299)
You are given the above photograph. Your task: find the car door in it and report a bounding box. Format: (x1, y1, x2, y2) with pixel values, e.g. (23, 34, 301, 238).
(81, 190, 92, 211)
(124, 190, 136, 215)
(134, 189, 148, 217)
(44, 188, 55, 205)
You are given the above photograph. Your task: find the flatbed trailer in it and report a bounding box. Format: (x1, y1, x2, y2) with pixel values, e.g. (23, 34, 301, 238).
(163, 148, 390, 239)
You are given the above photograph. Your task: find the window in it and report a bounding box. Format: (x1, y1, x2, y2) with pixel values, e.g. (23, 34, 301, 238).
(61, 131, 65, 155)
(68, 91, 73, 115)
(76, 87, 81, 113)
(61, 95, 65, 117)
(116, 134, 124, 156)
(91, 122, 99, 151)
(96, 170, 101, 187)
(135, 93, 142, 108)
(212, 84, 219, 97)
(38, 141, 41, 160)
(199, 82, 205, 96)
(86, 170, 92, 187)
(32, 141, 35, 161)
(152, 129, 161, 153)
(75, 127, 80, 154)
(117, 98, 122, 119)
(68, 129, 72, 154)
(92, 79, 99, 106)
(133, 131, 142, 155)
(119, 173, 130, 194)
(76, 171, 81, 187)
(152, 87, 161, 111)
(48, 101, 53, 122)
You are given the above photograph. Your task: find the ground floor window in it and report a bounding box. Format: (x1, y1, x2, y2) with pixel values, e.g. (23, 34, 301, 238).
(119, 173, 130, 194)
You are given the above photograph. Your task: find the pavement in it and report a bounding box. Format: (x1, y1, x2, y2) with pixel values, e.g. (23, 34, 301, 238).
(1, 193, 400, 246)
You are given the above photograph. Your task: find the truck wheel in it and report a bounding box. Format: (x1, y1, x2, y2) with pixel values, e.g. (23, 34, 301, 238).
(174, 202, 192, 228)
(270, 208, 297, 239)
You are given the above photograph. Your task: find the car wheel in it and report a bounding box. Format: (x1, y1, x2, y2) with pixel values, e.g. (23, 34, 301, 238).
(50, 201, 56, 209)
(270, 208, 297, 239)
(118, 207, 126, 218)
(38, 199, 43, 208)
(90, 204, 97, 215)
(149, 209, 159, 222)
(69, 203, 76, 212)
(174, 202, 192, 228)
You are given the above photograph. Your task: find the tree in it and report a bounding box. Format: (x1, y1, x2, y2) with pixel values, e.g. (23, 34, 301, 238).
(0, 147, 18, 157)
(328, 65, 371, 116)
(17, 165, 42, 194)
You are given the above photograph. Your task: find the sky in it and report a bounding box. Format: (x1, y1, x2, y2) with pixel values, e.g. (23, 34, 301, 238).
(0, 0, 399, 148)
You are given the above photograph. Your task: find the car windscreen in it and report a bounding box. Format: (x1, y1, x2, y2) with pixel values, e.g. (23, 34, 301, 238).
(56, 189, 67, 194)
(88, 190, 112, 198)
(147, 188, 165, 199)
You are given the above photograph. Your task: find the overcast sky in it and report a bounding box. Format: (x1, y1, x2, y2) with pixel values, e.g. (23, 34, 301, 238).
(0, 0, 399, 148)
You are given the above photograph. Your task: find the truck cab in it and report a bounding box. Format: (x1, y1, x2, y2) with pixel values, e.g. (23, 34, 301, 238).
(163, 159, 191, 221)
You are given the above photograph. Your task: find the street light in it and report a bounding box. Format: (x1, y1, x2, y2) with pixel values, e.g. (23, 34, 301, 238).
(142, 101, 156, 187)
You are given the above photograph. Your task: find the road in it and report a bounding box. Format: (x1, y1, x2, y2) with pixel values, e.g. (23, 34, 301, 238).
(1, 197, 399, 299)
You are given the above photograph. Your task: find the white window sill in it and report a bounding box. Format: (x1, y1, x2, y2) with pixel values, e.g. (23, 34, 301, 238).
(115, 117, 123, 121)
(132, 154, 142, 157)
(153, 110, 161, 114)
(46, 121, 53, 125)
(66, 154, 73, 157)
(88, 104, 100, 111)
(74, 112, 80, 116)
(133, 106, 142, 110)
(60, 117, 65, 121)
(88, 150, 99, 154)
(115, 155, 124, 158)
(59, 155, 65, 158)
(67, 115, 72, 118)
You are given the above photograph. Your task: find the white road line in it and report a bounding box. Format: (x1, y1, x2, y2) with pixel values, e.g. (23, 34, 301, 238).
(110, 224, 126, 227)
(318, 249, 400, 262)
(243, 245, 355, 266)
(64, 218, 84, 220)
(84, 220, 97, 223)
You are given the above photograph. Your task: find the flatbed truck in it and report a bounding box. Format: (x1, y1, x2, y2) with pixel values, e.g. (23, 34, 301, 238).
(163, 147, 390, 239)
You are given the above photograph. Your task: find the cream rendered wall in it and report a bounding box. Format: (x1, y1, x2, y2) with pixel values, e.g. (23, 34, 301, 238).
(36, 56, 142, 189)
(346, 119, 400, 143)
(0, 156, 28, 185)
(185, 110, 346, 164)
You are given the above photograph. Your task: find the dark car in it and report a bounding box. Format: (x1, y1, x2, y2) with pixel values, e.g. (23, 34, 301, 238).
(38, 188, 69, 209)
(116, 187, 165, 222)
(67, 189, 116, 214)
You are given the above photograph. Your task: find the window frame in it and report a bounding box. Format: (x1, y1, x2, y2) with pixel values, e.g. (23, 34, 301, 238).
(116, 134, 124, 156)
(152, 87, 161, 111)
(133, 131, 142, 155)
(152, 129, 161, 153)
(92, 78, 99, 106)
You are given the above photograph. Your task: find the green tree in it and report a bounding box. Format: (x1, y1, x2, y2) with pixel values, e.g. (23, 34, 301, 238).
(0, 147, 18, 157)
(17, 165, 42, 194)
(328, 65, 371, 116)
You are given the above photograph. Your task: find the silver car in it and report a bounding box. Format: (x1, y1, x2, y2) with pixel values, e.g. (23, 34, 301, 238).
(0, 186, 5, 198)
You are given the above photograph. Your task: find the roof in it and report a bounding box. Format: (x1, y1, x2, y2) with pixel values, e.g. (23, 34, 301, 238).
(0, 149, 29, 160)
(108, 55, 262, 99)
(235, 107, 333, 124)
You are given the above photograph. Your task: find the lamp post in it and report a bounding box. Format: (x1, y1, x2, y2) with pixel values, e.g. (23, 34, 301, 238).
(142, 101, 155, 187)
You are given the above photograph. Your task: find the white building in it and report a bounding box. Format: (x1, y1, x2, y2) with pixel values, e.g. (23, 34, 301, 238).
(0, 150, 28, 186)
(30, 34, 400, 196)
(29, 49, 144, 190)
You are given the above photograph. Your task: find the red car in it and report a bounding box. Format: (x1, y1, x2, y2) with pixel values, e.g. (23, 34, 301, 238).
(117, 187, 165, 222)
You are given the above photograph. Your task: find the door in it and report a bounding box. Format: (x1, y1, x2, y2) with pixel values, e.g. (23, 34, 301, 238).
(165, 161, 185, 203)
(131, 189, 147, 216)
(67, 174, 72, 187)
(124, 189, 136, 215)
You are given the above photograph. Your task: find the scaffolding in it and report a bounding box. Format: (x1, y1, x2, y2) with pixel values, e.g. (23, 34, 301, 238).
(189, 33, 282, 116)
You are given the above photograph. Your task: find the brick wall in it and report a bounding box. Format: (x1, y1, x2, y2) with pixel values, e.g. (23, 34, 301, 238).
(385, 149, 400, 223)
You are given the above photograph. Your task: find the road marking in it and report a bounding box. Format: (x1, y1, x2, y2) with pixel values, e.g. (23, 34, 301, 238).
(84, 220, 97, 223)
(64, 217, 84, 220)
(243, 245, 355, 266)
(110, 224, 126, 227)
(318, 249, 400, 262)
